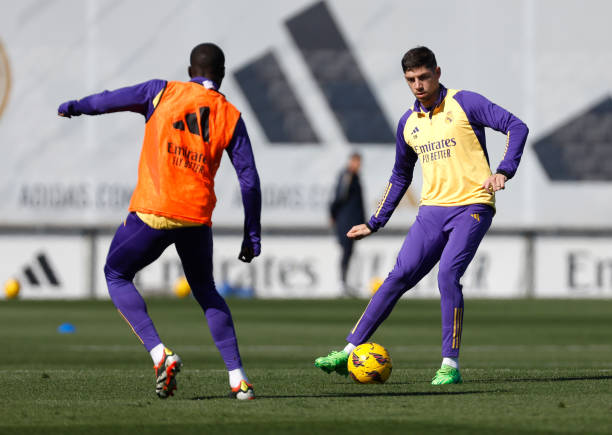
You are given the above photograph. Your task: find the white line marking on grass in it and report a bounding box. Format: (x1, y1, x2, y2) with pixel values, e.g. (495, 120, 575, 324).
(64, 344, 612, 353)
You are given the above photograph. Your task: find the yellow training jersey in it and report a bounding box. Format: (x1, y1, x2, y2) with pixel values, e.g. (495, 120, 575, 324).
(404, 88, 494, 207)
(368, 85, 529, 231)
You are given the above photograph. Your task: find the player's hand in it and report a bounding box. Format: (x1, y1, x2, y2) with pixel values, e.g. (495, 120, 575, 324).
(238, 246, 255, 263)
(57, 101, 80, 118)
(238, 241, 260, 263)
(482, 173, 507, 193)
(346, 224, 372, 240)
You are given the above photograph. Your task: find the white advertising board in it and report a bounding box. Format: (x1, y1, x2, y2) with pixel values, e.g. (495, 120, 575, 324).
(0, 235, 89, 299)
(535, 237, 612, 298)
(352, 235, 527, 299)
(94, 234, 341, 299)
(6, 232, 611, 300)
(91, 233, 526, 299)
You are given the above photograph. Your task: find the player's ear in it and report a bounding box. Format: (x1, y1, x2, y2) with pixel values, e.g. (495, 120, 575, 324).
(188, 66, 193, 78)
(435, 66, 441, 80)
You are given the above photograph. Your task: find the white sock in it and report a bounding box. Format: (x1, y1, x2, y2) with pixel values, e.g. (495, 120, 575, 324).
(442, 357, 459, 369)
(343, 343, 356, 354)
(150, 343, 165, 364)
(229, 367, 249, 388)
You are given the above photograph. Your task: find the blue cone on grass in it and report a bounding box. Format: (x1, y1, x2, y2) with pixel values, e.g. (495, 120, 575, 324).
(217, 281, 255, 298)
(58, 323, 76, 334)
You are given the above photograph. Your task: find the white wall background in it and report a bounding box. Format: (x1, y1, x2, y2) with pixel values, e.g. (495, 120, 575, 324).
(0, 0, 611, 229)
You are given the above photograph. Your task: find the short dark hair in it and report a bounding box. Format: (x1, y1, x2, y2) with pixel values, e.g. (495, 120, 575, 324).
(190, 43, 225, 79)
(401, 46, 437, 73)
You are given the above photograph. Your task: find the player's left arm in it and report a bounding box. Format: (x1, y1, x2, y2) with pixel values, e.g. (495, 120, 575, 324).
(226, 117, 262, 263)
(58, 79, 167, 120)
(454, 91, 529, 192)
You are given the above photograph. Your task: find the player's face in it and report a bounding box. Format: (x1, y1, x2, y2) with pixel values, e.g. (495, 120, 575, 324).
(404, 66, 441, 108)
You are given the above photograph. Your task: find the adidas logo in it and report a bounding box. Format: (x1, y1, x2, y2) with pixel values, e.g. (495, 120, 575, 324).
(21, 252, 61, 288)
(411, 126, 419, 135)
(172, 106, 210, 141)
(470, 213, 480, 222)
(234, 1, 393, 144)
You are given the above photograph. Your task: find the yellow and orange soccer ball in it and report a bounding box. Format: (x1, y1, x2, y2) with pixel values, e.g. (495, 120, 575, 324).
(348, 342, 392, 384)
(4, 278, 20, 299)
(173, 276, 191, 298)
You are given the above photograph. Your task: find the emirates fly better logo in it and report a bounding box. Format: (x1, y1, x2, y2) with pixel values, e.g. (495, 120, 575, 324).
(0, 39, 10, 120)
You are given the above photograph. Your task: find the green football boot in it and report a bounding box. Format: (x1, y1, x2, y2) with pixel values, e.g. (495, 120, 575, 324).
(431, 364, 463, 385)
(314, 350, 349, 376)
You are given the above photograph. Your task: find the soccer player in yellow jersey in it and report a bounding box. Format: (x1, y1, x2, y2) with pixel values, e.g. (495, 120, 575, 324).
(315, 46, 529, 384)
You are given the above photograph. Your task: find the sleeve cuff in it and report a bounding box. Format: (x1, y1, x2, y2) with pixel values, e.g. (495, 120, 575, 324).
(496, 169, 512, 180)
(365, 221, 378, 233)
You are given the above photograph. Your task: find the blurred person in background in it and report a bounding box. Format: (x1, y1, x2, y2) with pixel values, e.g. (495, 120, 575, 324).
(58, 43, 261, 400)
(330, 152, 366, 296)
(315, 46, 528, 385)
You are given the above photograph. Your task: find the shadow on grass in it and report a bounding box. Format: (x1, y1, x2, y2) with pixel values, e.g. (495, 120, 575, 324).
(188, 375, 612, 400)
(381, 375, 612, 385)
(190, 390, 496, 400)
(473, 375, 612, 384)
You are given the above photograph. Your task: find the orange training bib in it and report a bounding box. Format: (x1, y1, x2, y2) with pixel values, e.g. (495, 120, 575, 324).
(128, 81, 241, 225)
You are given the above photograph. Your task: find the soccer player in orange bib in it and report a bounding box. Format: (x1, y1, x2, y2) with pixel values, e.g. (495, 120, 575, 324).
(58, 43, 261, 400)
(315, 46, 529, 384)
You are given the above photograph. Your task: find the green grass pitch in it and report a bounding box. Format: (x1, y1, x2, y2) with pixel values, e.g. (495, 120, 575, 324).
(1, 298, 611, 434)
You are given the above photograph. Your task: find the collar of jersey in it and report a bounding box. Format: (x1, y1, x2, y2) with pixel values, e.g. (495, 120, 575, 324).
(413, 84, 447, 114)
(190, 76, 219, 91)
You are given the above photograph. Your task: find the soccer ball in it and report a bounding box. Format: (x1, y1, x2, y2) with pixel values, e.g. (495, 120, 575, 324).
(4, 278, 20, 299)
(348, 342, 392, 384)
(369, 277, 383, 295)
(173, 277, 191, 298)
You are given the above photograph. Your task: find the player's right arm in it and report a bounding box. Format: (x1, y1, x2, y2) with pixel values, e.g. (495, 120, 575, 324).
(57, 79, 167, 120)
(348, 111, 417, 240)
(346, 223, 372, 240)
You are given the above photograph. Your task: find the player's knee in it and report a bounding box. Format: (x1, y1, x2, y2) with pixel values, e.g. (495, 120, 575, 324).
(437, 268, 460, 293)
(104, 263, 132, 283)
(191, 284, 226, 311)
(378, 270, 411, 297)
(188, 279, 216, 297)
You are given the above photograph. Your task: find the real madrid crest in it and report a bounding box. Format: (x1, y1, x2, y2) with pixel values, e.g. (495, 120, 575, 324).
(445, 111, 453, 124)
(0, 39, 11, 120)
